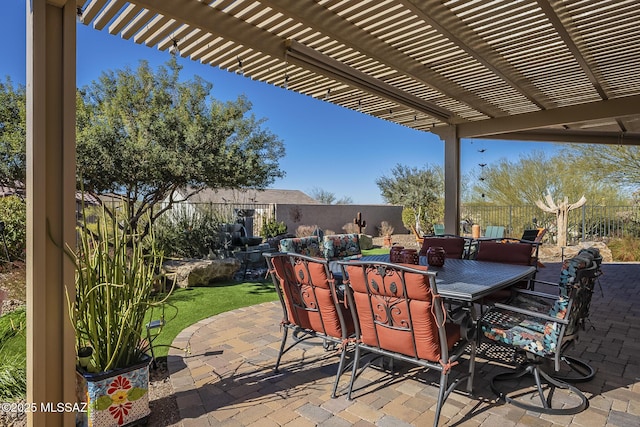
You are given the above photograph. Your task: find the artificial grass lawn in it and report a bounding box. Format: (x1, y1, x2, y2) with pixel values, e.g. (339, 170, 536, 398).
(0, 308, 27, 400)
(147, 249, 389, 359)
(361, 247, 390, 255)
(145, 280, 278, 359)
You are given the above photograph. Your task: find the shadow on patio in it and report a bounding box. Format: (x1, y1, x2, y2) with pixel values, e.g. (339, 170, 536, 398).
(165, 262, 640, 426)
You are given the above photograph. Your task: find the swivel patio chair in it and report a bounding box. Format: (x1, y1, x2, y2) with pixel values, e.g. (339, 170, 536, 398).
(479, 252, 598, 414)
(264, 252, 355, 397)
(339, 260, 476, 427)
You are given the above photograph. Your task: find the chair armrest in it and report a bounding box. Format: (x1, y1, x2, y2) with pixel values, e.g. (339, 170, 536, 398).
(492, 302, 569, 325)
(511, 288, 557, 300)
(529, 279, 558, 288)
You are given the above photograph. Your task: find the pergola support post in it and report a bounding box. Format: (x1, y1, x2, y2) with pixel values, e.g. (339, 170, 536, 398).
(26, 1, 76, 425)
(436, 125, 461, 235)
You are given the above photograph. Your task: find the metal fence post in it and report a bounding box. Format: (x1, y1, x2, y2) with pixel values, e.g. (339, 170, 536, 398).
(581, 204, 585, 242)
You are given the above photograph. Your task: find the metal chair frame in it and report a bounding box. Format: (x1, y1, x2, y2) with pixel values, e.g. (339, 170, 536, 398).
(264, 252, 354, 398)
(480, 255, 599, 414)
(339, 260, 476, 427)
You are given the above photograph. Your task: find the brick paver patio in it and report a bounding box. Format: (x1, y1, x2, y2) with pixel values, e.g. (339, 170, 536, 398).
(167, 262, 640, 426)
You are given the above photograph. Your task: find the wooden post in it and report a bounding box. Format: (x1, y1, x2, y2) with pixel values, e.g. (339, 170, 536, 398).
(26, 1, 77, 425)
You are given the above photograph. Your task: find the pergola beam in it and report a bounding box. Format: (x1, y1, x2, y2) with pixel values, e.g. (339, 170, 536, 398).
(455, 95, 640, 138)
(480, 129, 640, 145)
(260, 0, 500, 120)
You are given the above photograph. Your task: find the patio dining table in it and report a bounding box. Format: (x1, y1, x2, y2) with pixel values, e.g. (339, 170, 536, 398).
(357, 255, 536, 302)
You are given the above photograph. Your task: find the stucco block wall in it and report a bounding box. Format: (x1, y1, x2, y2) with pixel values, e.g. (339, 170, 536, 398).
(275, 204, 406, 237)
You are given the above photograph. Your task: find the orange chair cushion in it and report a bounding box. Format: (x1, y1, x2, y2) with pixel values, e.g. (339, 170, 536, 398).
(347, 265, 460, 362)
(271, 256, 351, 339)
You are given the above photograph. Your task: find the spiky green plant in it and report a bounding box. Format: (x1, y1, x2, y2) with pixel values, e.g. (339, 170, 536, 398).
(68, 206, 167, 372)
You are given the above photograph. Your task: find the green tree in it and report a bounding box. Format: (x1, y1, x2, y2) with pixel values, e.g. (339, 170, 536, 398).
(564, 144, 640, 193)
(0, 196, 26, 261)
(76, 58, 285, 235)
(0, 78, 26, 188)
(470, 151, 627, 206)
(310, 187, 353, 204)
(376, 164, 444, 233)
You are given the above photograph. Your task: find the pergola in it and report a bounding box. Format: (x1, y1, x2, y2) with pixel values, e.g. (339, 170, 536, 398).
(28, 1, 640, 424)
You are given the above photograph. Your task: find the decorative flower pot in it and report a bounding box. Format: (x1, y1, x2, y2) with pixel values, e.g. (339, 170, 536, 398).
(389, 246, 404, 263)
(383, 235, 393, 248)
(427, 246, 446, 267)
(400, 249, 419, 265)
(76, 356, 151, 427)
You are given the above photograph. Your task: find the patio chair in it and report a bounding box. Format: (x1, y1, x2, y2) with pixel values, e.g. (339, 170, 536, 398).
(475, 239, 539, 304)
(520, 228, 546, 243)
(479, 253, 598, 414)
(264, 252, 355, 397)
(533, 247, 601, 383)
(339, 260, 476, 427)
(433, 223, 445, 235)
(418, 235, 468, 259)
(484, 226, 505, 239)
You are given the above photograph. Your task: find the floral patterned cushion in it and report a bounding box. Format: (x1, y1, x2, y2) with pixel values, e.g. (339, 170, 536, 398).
(481, 254, 593, 357)
(278, 236, 323, 258)
(323, 234, 361, 260)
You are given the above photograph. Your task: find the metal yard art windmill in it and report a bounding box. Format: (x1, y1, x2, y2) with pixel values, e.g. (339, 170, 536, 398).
(535, 192, 587, 247)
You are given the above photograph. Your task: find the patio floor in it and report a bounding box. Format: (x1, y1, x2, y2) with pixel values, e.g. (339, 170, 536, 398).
(166, 262, 640, 426)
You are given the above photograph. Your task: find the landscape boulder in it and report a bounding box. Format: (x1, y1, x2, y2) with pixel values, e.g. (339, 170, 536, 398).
(358, 234, 374, 250)
(163, 258, 241, 288)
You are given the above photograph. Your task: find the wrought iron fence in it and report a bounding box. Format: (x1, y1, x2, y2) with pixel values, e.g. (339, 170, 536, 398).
(172, 202, 276, 237)
(461, 204, 640, 244)
(96, 199, 640, 245)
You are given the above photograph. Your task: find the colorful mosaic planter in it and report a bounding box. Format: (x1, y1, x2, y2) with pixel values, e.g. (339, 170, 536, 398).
(76, 356, 151, 427)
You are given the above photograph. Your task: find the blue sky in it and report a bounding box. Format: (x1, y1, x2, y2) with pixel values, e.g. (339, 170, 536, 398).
(1, 0, 561, 204)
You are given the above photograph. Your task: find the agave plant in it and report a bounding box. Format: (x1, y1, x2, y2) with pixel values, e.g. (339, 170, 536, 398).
(68, 205, 166, 372)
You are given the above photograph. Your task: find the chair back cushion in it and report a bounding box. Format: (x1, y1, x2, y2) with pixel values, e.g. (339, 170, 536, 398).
(278, 236, 323, 258)
(346, 264, 459, 362)
(323, 234, 361, 260)
(419, 236, 466, 258)
(476, 241, 534, 265)
(269, 254, 352, 339)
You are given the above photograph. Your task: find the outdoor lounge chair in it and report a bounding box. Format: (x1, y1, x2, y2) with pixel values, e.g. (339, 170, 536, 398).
(264, 252, 355, 397)
(479, 252, 599, 414)
(338, 260, 476, 427)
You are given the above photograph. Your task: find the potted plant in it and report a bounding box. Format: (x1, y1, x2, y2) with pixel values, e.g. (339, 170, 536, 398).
(67, 206, 167, 427)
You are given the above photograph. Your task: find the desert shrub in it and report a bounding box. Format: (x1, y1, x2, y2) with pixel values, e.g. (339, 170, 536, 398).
(0, 196, 26, 262)
(607, 236, 640, 261)
(155, 207, 226, 258)
(342, 222, 359, 234)
(261, 219, 287, 238)
(378, 221, 394, 236)
(324, 229, 336, 236)
(296, 225, 319, 237)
